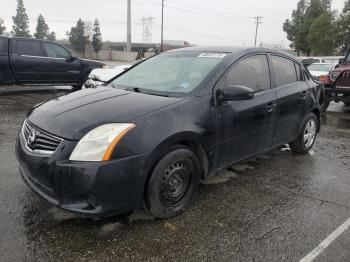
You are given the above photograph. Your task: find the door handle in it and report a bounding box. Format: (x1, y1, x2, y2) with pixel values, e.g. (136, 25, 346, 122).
(265, 103, 276, 113)
(300, 90, 307, 98)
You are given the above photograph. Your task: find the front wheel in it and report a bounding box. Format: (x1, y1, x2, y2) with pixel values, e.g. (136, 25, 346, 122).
(289, 113, 318, 154)
(145, 146, 200, 218)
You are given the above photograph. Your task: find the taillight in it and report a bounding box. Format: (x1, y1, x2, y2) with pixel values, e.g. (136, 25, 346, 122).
(319, 75, 330, 84)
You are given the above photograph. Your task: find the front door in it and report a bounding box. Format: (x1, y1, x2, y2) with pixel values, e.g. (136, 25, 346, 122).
(216, 54, 277, 168)
(41, 42, 81, 84)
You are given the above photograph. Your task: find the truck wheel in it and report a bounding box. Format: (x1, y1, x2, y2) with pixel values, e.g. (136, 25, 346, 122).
(320, 99, 330, 112)
(289, 113, 318, 154)
(145, 145, 200, 218)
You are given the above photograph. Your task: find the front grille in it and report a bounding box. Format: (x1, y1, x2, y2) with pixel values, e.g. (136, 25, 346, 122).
(22, 120, 62, 154)
(338, 71, 350, 87)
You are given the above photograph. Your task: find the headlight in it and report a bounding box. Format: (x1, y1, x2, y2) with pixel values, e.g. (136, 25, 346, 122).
(69, 123, 135, 161)
(102, 65, 109, 69)
(330, 72, 340, 82)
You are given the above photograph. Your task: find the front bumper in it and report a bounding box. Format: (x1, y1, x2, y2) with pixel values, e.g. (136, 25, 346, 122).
(16, 130, 147, 217)
(324, 86, 350, 102)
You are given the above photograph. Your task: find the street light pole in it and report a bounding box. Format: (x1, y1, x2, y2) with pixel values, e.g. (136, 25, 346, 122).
(126, 0, 132, 52)
(161, 0, 164, 52)
(253, 16, 262, 47)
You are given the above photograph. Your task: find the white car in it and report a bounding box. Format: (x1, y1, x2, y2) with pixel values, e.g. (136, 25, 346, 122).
(83, 64, 131, 89)
(307, 63, 338, 79)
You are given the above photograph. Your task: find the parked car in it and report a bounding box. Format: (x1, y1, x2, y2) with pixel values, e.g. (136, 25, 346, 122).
(83, 64, 131, 89)
(319, 49, 350, 111)
(307, 63, 338, 79)
(0, 36, 107, 89)
(16, 47, 322, 218)
(299, 57, 323, 68)
(83, 59, 146, 89)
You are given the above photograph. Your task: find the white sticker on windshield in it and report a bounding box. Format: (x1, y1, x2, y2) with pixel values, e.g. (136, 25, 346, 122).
(198, 53, 227, 59)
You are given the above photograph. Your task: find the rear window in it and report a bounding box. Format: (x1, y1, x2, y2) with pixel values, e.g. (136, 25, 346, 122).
(0, 38, 8, 55)
(17, 40, 43, 56)
(271, 56, 297, 86)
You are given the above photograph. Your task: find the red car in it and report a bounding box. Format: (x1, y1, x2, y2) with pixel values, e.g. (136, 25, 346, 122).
(319, 50, 350, 111)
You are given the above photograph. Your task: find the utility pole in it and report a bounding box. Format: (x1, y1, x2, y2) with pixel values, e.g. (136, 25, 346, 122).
(126, 0, 131, 52)
(253, 16, 262, 47)
(161, 0, 165, 52)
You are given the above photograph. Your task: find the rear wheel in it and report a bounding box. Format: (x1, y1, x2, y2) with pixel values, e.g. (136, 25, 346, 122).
(145, 146, 200, 218)
(289, 113, 318, 154)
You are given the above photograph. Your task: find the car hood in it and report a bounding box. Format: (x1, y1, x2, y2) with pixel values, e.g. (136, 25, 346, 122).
(28, 87, 183, 140)
(80, 58, 105, 67)
(309, 71, 329, 77)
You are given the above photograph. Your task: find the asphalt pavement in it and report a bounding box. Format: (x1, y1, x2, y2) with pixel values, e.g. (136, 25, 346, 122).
(0, 88, 349, 262)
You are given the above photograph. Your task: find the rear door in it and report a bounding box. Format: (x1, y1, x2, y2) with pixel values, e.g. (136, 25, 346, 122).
(41, 42, 81, 83)
(271, 55, 309, 145)
(11, 39, 47, 83)
(216, 54, 277, 167)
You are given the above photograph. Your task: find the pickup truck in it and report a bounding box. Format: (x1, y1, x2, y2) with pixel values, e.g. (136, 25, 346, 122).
(319, 49, 350, 111)
(0, 36, 107, 89)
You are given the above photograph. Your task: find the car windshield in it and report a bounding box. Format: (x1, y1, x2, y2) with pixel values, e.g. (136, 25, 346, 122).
(308, 64, 334, 72)
(109, 52, 226, 94)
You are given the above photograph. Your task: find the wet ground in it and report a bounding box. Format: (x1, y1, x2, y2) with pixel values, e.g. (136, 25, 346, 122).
(0, 88, 350, 262)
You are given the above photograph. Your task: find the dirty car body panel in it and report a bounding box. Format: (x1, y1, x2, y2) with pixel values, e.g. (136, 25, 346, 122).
(16, 47, 322, 217)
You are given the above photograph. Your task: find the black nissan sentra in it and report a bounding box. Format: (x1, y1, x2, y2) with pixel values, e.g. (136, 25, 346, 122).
(16, 47, 322, 218)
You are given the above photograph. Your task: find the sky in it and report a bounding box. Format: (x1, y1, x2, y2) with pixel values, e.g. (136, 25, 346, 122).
(0, 0, 347, 47)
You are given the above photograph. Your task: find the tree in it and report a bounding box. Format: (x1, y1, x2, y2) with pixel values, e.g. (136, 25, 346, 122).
(34, 14, 49, 39)
(0, 18, 6, 35)
(284, 0, 333, 55)
(69, 19, 89, 57)
(12, 0, 31, 37)
(283, 0, 309, 55)
(308, 12, 337, 55)
(47, 31, 56, 41)
(338, 0, 350, 52)
(92, 18, 103, 58)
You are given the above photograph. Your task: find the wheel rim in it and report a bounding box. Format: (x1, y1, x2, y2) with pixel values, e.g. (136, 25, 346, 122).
(304, 119, 316, 148)
(159, 161, 191, 207)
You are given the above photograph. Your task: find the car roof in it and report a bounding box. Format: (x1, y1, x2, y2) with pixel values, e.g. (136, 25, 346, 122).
(167, 46, 296, 60)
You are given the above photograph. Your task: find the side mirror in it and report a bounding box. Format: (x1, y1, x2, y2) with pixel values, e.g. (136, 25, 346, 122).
(217, 85, 254, 102)
(66, 55, 76, 62)
(339, 58, 344, 65)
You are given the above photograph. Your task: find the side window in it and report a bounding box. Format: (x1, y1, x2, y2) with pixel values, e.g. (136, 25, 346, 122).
(226, 55, 271, 92)
(17, 40, 43, 56)
(295, 63, 302, 81)
(43, 43, 71, 59)
(0, 38, 8, 55)
(271, 55, 297, 86)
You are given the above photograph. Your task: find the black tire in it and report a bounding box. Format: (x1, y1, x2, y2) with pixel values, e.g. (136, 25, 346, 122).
(320, 99, 330, 113)
(145, 145, 201, 218)
(289, 113, 318, 154)
(344, 102, 350, 107)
